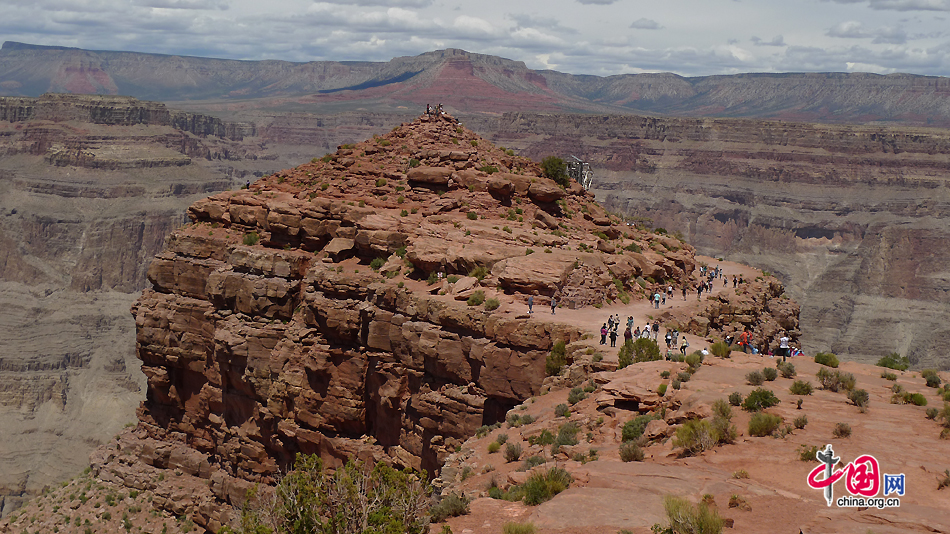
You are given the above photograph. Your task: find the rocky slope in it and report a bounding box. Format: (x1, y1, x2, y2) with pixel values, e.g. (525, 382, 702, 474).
(478, 112, 950, 369)
(3, 43, 950, 126)
(0, 94, 301, 516)
(0, 112, 798, 531)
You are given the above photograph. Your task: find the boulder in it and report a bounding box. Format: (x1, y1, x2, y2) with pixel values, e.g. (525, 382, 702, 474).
(407, 166, 454, 184)
(528, 182, 566, 203)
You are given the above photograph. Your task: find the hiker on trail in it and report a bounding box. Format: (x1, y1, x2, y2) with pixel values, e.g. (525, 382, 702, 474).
(651, 321, 660, 341)
(623, 327, 632, 345)
(724, 276, 728, 287)
(661, 292, 666, 305)
(607, 315, 615, 331)
(626, 316, 634, 330)
(653, 292, 661, 309)
(697, 284, 703, 300)
(779, 332, 790, 362)
(527, 295, 534, 314)
(733, 275, 738, 288)
(550, 297, 557, 314)
(738, 329, 751, 353)
(600, 324, 607, 345)
(682, 286, 687, 300)
(667, 285, 673, 300)
(634, 327, 641, 338)
(665, 331, 672, 349)
(672, 329, 679, 347)
(680, 336, 689, 355)
(609, 328, 618, 348)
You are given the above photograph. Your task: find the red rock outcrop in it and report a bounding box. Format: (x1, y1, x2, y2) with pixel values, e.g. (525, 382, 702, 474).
(101, 113, 797, 528)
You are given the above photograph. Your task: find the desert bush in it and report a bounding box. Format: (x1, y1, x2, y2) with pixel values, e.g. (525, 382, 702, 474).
(242, 232, 260, 246)
(938, 403, 950, 428)
(487, 441, 500, 454)
(554, 403, 570, 417)
(567, 387, 586, 405)
(622, 413, 657, 442)
(235, 454, 430, 534)
(938, 470, 950, 490)
(677, 371, 692, 383)
(777, 361, 797, 378)
(742, 388, 780, 412)
(672, 379, 682, 390)
(814, 352, 839, 368)
(745, 370, 765, 386)
(710, 341, 732, 358)
(618, 338, 663, 368)
(466, 291, 485, 306)
(684, 352, 702, 369)
(908, 392, 928, 406)
(541, 156, 569, 187)
(658, 383, 668, 396)
(876, 352, 909, 371)
(527, 429, 555, 446)
(790, 380, 814, 395)
(732, 470, 749, 479)
(793, 415, 808, 429)
(545, 341, 567, 376)
(662, 494, 724, 534)
(430, 493, 470, 523)
(763, 367, 778, 382)
(848, 388, 869, 409)
(881, 371, 897, 381)
(799, 444, 821, 461)
(661, 370, 671, 379)
(496, 433, 509, 445)
(519, 456, 546, 471)
(926, 407, 939, 420)
(673, 419, 719, 455)
(484, 298, 500, 311)
(728, 391, 743, 406)
(748, 413, 782, 437)
(370, 257, 386, 271)
(712, 399, 732, 420)
(619, 441, 645, 462)
(832, 422, 852, 438)
(504, 443, 523, 463)
(554, 422, 580, 448)
(923, 369, 942, 388)
(817, 368, 856, 392)
(466, 211, 478, 220)
(523, 468, 572, 505)
(502, 523, 536, 534)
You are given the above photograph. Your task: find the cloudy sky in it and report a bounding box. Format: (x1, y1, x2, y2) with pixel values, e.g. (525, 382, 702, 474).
(3, 0, 950, 77)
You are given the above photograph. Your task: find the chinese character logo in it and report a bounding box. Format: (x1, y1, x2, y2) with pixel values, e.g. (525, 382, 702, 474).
(805, 444, 905, 508)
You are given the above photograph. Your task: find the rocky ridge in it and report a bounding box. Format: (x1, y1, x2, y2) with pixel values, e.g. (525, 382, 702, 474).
(2, 112, 799, 531)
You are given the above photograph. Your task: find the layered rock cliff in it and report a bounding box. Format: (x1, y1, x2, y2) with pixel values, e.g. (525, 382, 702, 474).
(477, 112, 950, 368)
(77, 113, 797, 530)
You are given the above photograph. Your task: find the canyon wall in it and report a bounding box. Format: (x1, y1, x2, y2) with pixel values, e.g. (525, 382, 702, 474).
(474, 112, 950, 368)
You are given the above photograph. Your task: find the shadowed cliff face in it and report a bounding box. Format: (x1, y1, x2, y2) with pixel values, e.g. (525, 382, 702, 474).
(0, 95, 296, 517)
(477, 112, 950, 369)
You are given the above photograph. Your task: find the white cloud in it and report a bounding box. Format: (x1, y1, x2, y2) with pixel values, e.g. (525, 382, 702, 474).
(751, 35, 786, 46)
(825, 0, 950, 10)
(630, 18, 662, 30)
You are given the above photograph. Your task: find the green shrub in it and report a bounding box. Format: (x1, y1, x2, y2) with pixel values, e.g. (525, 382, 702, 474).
(622, 413, 657, 442)
(527, 429, 555, 446)
(908, 392, 928, 406)
(469, 265, 489, 280)
(923, 369, 942, 388)
(409, 158, 420, 167)
(502, 523, 536, 534)
(876, 352, 909, 371)
(619, 441, 644, 462)
(677, 371, 692, 383)
(545, 341, 567, 376)
(748, 413, 782, 437)
(618, 338, 662, 369)
(926, 407, 938, 420)
(790, 380, 814, 395)
(624, 242, 642, 253)
(554, 404, 570, 417)
(236, 454, 430, 534)
(484, 298, 500, 311)
(815, 352, 839, 368)
(504, 443, 522, 462)
(661, 370, 671, 379)
(495, 433, 508, 444)
(375, 178, 387, 187)
(817, 368, 856, 392)
(467, 211, 478, 220)
(673, 419, 719, 455)
(710, 341, 732, 358)
(746, 370, 765, 386)
(522, 468, 571, 505)
(487, 441, 500, 454)
(467, 290, 485, 306)
(763, 367, 778, 381)
(832, 422, 852, 438)
(478, 165, 499, 174)
(370, 257, 386, 271)
(848, 388, 870, 408)
(430, 493, 470, 522)
(554, 422, 580, 448)
(567, 387, 586, 405)
(684, 352, 702, 369)
(728, 392, 743, 406)
(881, 371, 897, 381)
(672, 379, 681, 390)
(242, 232, 260, 246)
(742, 388, 780, 412)
(520, 455, 546, 471)
(540, 156, 569, 188)
(777, 361, 796, 378)
(662, 495, 724, 534)
(799, 444, 821, 461)
(658, 383, 668, 396)
(793, 415, 808, 429)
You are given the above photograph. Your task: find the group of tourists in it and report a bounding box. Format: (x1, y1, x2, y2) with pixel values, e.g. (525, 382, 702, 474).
(600, 314, 636, 347)
(725, 327, 800, 362)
